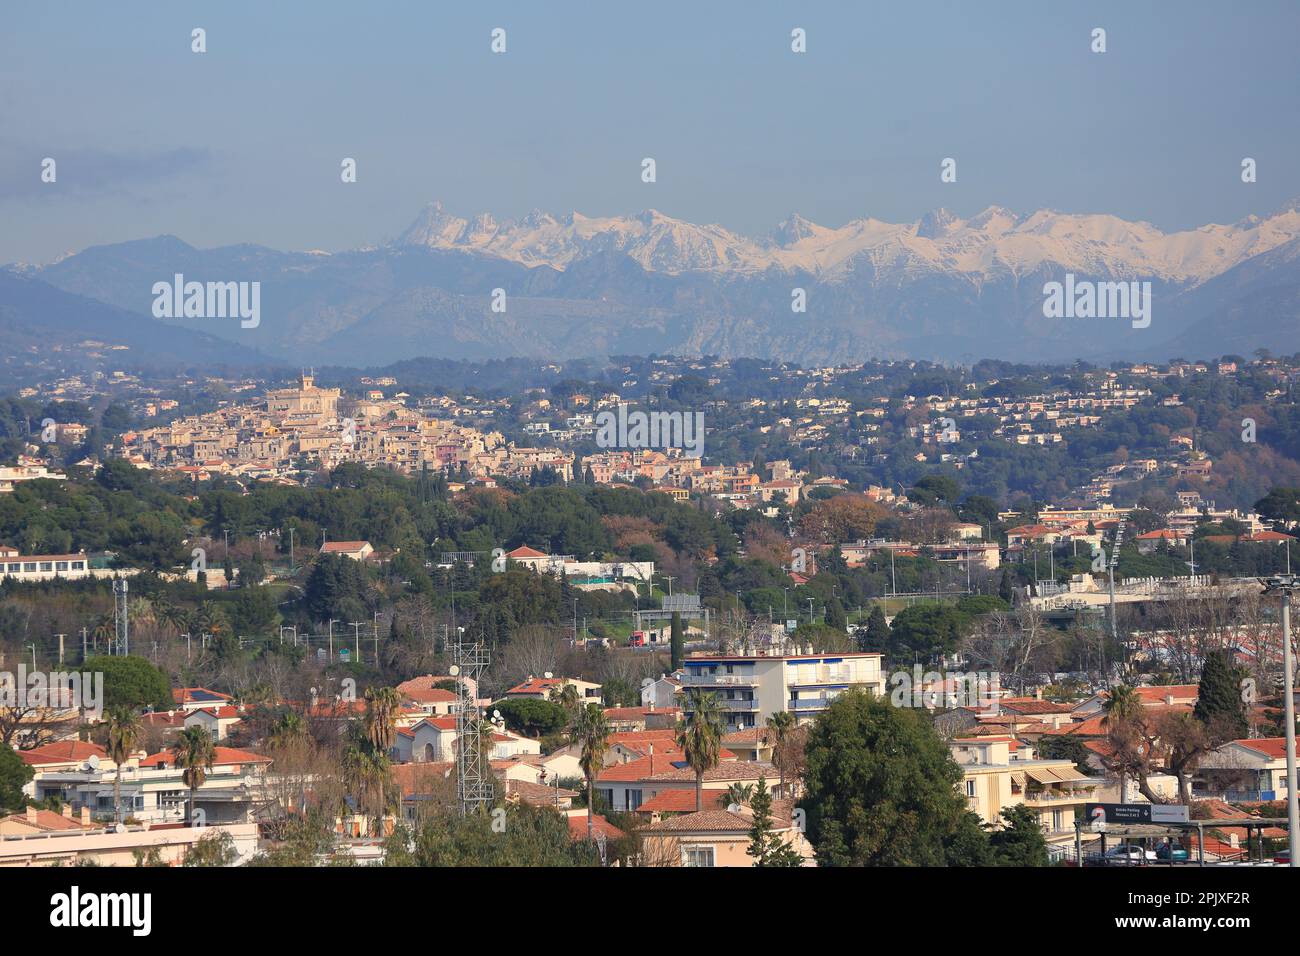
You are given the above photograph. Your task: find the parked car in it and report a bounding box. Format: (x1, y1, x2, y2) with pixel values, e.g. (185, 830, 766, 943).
(1104, 845, 1157, 865)
(1156, 842, 1190, 862)
(1274, 849, 1291, 864)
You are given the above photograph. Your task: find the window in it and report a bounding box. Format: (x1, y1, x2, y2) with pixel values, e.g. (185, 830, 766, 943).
(965, 780, 977, 797)
(56, 561, 68, 571)
(628, 789, 643, 811)
(39, 562, 53, 572)
(71, 561, 85, 570)
(22, 563, 36, 572)
(6, 563, 18, 572)
(682, 846, 715, 867)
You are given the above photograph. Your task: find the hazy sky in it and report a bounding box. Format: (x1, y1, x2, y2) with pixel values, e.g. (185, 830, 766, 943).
(2, 0, 1298, 263)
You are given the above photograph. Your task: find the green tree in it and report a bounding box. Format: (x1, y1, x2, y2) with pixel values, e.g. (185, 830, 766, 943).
(859, 604, 890, 654)
(0, 743, 33, 811)
(766, 710, 796, 798)
(746, 777, 802, 867)
(1193, 650, 1249, 744)
(802, 689, 983, 866)
(84, 655, 172, 711)
(175, 725, 216, 825)
(495, 698, 569, 738)
(183, 829, 238, 867)
(989, 804, 1049, 866)
(676, 690, 724, 811)
(575, 703, 610, 842)
(105, 707, 141, 824)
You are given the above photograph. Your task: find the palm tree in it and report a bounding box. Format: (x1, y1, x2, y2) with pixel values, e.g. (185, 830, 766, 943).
(342, 736, 393, 837)
(364, 686, 401, 756)
(1103, 684, 1143, 802)
(574, 703, 609, 840)
(155, 600, 188, 637)
(724, 781, 755, 809)
(269, 710, 306, 750)
(676, 690, 724, 811)
(90, 613, 114, 653)
(105, 707, 140, 824)
(175, 725, 216, 825)
(766, 711, 796, 798)
(551, 683, 582, 733)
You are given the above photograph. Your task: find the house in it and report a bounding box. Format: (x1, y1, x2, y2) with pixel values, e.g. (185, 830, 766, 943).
(24, 745, 273, 826)
(184, 704, 244, 741)
(0, 820, 260, 867)
(504, 675, 603, 706)
(950, 736, 1099, 853)
(172, 687, 234, 713)
(640, 674, 681, 711)
(1197, 738, 1295, 801)
(595, 751, 774, 812)
(639, 802, 813, 867)
(319, 540, 374, 561)
(395, 677, 459, 716)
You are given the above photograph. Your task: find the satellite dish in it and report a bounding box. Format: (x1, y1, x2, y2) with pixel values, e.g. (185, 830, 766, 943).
(543, 671, 553, 679)
(448, 665, 461, 676)
(727, 803, 741, 813)
(493, 709, 501, 720)
(85, 755, 100, 771)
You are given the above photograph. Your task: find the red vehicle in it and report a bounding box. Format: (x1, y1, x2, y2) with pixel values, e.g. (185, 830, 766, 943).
(629, 631, 647, 647)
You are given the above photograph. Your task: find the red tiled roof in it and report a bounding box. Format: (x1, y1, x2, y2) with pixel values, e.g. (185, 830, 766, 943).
(506, 545, 549, 559)
(567, 812, 625, 842)
(17, 741, 107, 765)
(139, 746, 271, 768)
(635, 789, 727, 814)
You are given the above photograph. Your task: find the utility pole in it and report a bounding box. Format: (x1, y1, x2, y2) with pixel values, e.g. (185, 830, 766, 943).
(1263, 576, 1300, 868)
(328, 619, 335, 661)
(56, 633, 65, 666)
(287, 526, 295, 573)
(350, 622, 363, 661)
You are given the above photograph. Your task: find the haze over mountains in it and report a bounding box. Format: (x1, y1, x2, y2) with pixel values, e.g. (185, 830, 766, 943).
(9, 199, 1300, 369)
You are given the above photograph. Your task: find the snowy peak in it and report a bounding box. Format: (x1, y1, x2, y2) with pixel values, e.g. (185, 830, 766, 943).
(392, 200, 1300, 286)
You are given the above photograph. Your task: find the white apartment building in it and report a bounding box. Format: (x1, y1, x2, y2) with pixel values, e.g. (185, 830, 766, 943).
(678, 652, 886, 732)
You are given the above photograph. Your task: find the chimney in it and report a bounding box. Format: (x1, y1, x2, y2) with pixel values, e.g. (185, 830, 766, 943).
(1165, 694, 1174, 706)
(1035, 687, 1043, 701)
(62, 804, 72, 819)
(26, 806, 38, 823)
(80, 806, 91, 826)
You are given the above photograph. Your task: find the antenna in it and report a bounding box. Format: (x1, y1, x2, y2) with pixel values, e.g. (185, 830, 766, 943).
(452, 630, 493, 815)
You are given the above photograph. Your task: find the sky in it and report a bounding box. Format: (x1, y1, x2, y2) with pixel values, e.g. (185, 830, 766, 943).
(2, 0, 1298, 263)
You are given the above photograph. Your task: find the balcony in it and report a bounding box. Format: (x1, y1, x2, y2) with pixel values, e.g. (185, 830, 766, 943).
(788, 698, 832, 711)
(1023, 788, 1093, 806)
(680, 673, 760, 687)
(787, 671, 854, 687)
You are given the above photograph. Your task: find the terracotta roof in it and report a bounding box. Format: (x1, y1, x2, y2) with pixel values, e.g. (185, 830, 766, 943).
(139, 746, 271, 768)
(635, 789, 727, 814)
(505, 778, 577, 806)
(642, 808, 753, 832)
(17, 741, 107, 765)
(645, 759, 775, 784)
(392, 762, 454, 798)
(1234, 737, 1288, 759)
(567, 812, 625, 842)
(506, 545, 549, 559)
(321, 541, 371, 552)
(0, 808, 92, 831)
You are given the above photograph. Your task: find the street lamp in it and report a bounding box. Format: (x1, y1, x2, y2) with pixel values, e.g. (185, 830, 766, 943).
(1262, 575, 1300, 868)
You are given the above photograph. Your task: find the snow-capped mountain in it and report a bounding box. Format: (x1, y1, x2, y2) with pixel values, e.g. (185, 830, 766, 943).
(16, 199, 1300, 368)
(394, 199, 1300, 287)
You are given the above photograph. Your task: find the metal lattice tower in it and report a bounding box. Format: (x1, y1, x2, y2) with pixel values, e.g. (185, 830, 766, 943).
(113, 579, 130, 656)
(453, 633, 493, 815)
